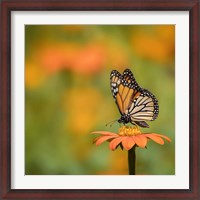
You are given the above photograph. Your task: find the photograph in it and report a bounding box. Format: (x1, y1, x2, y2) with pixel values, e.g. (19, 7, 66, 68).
(25, 25, 175, 175)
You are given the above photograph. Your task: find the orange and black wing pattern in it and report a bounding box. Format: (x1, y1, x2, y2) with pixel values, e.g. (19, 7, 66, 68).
(110, 69, 159, 127)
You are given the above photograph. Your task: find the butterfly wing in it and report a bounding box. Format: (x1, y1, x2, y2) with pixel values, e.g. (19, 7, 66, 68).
(122, 69, 138, 87)
(110, 68, 159, 127)
(110, 70, 124, 114)
(121, 69, 143, 112)
(127, 88, 159, 122)
(110, 69, 142, 115)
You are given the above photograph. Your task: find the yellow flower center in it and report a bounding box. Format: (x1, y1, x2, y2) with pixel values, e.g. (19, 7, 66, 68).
(118, 126, 142, 136)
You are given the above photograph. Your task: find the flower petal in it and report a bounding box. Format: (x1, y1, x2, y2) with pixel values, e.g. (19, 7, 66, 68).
(91, 131, 118, 136)
(132, 135, 147, 148)
(95, 135, 117, 146)
(122, 136, 135, 150)
(145, 133, 171, 143)
(138, 135, 148, 147)
(109, 137, 123, 151)
(92, 136, 102, 144)
(145, 134, 164, 145)
(153, 134, 171, 142)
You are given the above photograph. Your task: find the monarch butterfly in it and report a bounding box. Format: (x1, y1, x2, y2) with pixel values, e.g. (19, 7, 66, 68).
(110, 68, 159, 128)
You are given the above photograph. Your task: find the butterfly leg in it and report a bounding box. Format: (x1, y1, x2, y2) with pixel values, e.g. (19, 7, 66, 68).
(130, 122, 138, 127)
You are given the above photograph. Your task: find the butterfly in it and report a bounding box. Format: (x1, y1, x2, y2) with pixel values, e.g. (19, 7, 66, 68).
(110, 68, 159, 128)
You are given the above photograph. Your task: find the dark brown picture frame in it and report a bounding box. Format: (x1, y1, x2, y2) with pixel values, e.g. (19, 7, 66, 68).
(0, 0, 199, 199)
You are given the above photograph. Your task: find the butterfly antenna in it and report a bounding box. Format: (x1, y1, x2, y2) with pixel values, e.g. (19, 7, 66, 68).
(105, 119, 118, 127)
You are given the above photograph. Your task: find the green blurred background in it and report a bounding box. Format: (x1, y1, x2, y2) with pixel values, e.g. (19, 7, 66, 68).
(25, 25, 175, 175)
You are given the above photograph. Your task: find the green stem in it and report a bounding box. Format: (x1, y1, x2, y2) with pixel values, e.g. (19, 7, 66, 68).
(128, 146, 136, 175)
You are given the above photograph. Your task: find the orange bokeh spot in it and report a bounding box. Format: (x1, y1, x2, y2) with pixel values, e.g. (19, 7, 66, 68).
(72, 44, 105, 75)
(131, 25, 175, 64)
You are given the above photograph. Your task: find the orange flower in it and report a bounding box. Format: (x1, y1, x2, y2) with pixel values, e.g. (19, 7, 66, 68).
(92, 126, 171, 151)
(72, 43, 105, 75)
